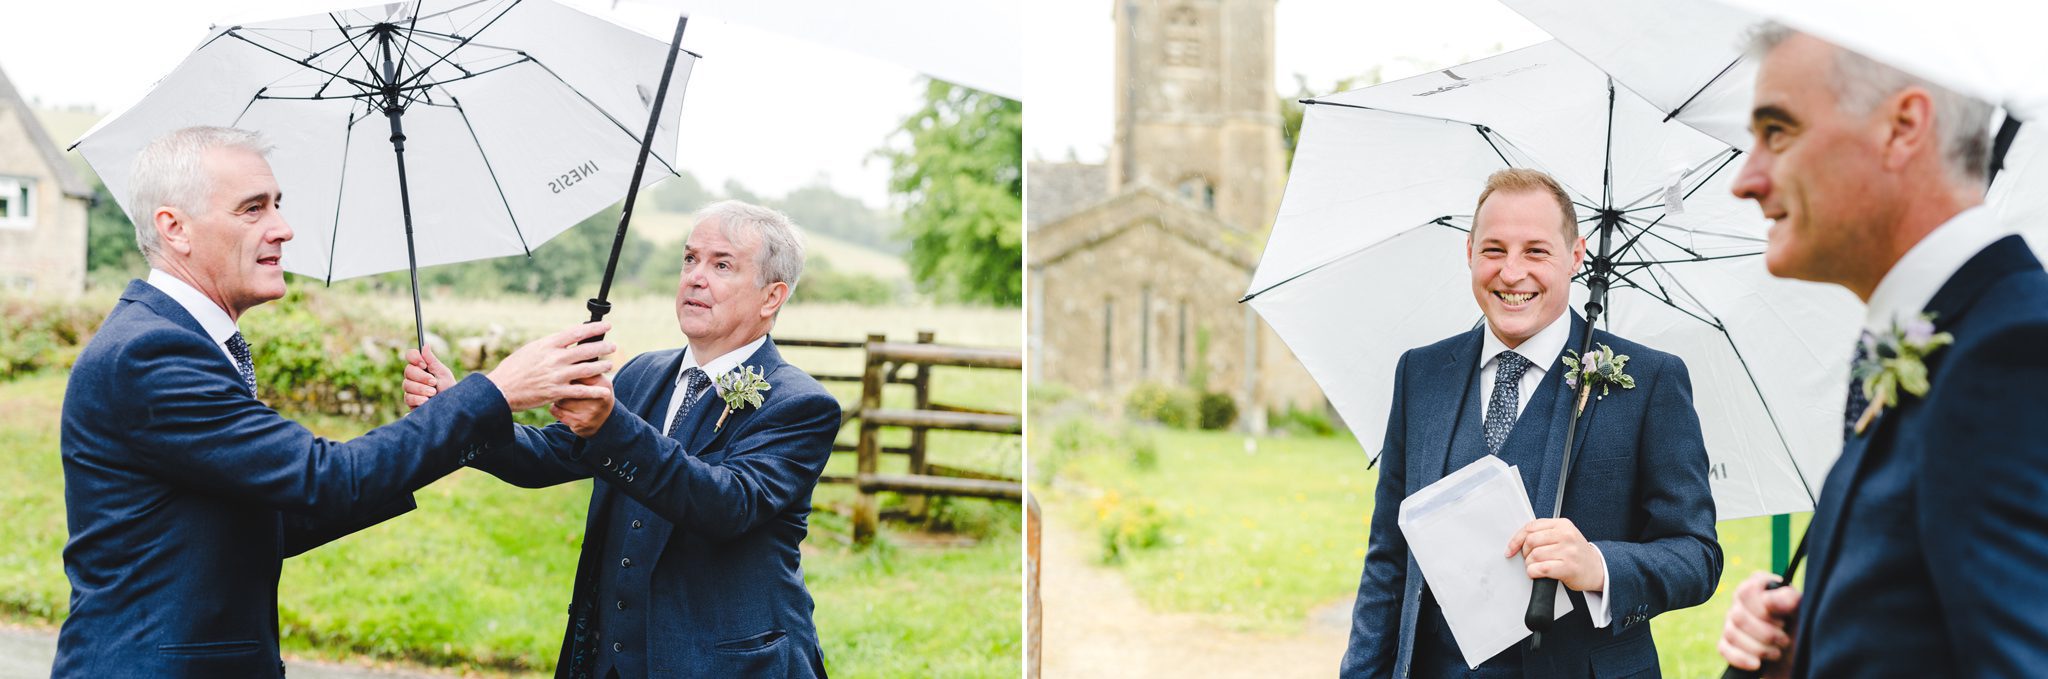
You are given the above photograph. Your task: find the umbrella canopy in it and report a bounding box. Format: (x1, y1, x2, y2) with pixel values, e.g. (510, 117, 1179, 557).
(74, 0, 695, 283)
(1246, 41, 1863, 520)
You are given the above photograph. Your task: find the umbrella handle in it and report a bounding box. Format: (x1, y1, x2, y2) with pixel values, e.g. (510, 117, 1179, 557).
(580, 298, 611, 346)
(1525, 577, 1559, 649)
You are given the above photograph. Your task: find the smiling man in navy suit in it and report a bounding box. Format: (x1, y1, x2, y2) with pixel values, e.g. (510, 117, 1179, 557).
(1718, 25, 2048, 678)
(1341, 168, 1721, 678)
(55, 126, 617, 678)
(407, 200, 841, 678)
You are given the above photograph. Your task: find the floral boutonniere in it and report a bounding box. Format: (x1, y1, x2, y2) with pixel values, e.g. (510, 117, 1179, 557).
(1852, 312, 1952, 435)
(1561, 343, 1635, 412)
(712, 365, 772, 431)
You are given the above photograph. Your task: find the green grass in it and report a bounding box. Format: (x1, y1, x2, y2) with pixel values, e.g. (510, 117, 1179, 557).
(0, 356, 1019, 677)
(1035, 420, 1806, 677)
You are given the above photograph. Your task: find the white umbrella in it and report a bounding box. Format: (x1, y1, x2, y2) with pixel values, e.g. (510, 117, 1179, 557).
(1246, 41, 1863, 521)
(73, 0, 697, 345)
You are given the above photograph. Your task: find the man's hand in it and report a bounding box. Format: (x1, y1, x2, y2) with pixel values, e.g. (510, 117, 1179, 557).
(403, 346, 458, 410)
(1719, 571, 1801, 676)
(486, 322, 617, 411)
(551, 374, 615, 438)
(1505, 517, 1605, 592)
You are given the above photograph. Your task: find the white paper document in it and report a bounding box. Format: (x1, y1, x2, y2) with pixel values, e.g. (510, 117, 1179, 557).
(1398, 455, 1572, 669)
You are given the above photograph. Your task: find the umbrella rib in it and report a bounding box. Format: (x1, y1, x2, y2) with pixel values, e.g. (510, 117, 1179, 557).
(523, 56, 683, 178)
(396, 0, 525, 91)
(1473, 125, 1513, 168)
(1612, 252, 1760, 267)
(325, 13, 383, 95)
(230, 90, 265, 128)
(221, 30, 379, 92)
(393, 1, 425, 80)
(1664, 54, 1746, 123)
(326, 105, 374, 286)
(1617, 213, 1708, 260)
(1603, 78, 1616, 208)
(1239, 216, 1459, 302)
(1299, 98, 1487, 128)
(1714, 325, 1820, 507)
(451, 97, 533, 257)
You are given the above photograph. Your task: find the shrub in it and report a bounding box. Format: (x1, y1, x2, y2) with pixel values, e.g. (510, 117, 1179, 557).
(1124, 382, 1197, 429)
(1121, 425, 1159, 471)
(1271, 404, 1338, 438)
(1092, 489, 1169, 564)
(0, 296, 108, 381)
(1197, 391, 1237, 430)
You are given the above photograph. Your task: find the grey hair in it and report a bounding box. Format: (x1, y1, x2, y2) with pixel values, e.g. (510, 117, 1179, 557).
(692, 199, 805, 289)
(127, 126, 274, 266)
(1747, 22, 1993, 185)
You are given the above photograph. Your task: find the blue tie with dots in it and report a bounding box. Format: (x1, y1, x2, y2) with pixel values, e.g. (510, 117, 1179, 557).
(1485, 350, 1532, 456)
(665, 368, 713, 439)
(1844, 332, 1874, 439)
(224, 331, 256, 395)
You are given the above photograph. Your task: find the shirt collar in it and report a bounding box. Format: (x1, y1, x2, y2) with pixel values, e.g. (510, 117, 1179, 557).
(1864, 205, 2006, 333)
(1480, 308, 1572, 374)
(676, 334, 770, 388)
(145, 269, 239, 346)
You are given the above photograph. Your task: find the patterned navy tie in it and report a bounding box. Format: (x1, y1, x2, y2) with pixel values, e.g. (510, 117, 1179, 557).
(664, 367, 713, 439)
(224, 331, 256, 395)
(1844, 332, 1874, 440)
(1485, 350, 1533, 456)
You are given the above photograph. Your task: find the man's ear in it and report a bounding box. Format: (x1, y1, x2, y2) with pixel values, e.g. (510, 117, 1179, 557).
(155, 207, 192, 257)
(759, 280, 791, 319)
(1880, 87, 1938, 173)
(1572, 235, 1587, 270)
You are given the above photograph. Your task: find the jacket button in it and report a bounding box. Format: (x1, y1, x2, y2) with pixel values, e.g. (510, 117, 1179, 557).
(621, 557, 632, 568)
(599, 457, 612, 467)
(617, 600, 626, 610)
(632, 520, 643, 529)
(613, 642, 623, 652)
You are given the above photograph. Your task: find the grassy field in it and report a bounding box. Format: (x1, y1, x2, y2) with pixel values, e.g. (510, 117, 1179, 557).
(0, 294, 1022, 677)
(1033, 418, 1808, 677)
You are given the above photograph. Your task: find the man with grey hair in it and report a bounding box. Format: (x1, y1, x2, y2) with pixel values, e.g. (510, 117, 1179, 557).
(1719, 25, 2048, 677)
(405, 199, 841, 678)
(55, 126, 617, 677)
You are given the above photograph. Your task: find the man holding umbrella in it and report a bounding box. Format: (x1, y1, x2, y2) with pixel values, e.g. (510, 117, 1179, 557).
(404, 200, 840, 678)
(1717, 25, 2048, 677)
(55, 126, 618, 678)
(1343, 168, 1720, 677)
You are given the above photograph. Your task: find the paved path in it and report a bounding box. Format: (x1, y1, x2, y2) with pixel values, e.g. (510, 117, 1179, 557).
(0, 624, 500, 678)
(1037, 502, 1349, 678)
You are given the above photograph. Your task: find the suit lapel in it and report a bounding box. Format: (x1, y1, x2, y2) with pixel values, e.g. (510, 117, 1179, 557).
(1796, 236, 2039, 665)
(1533, 313, 1601, 518)
(679, 338, 789, 459)
(1409, 327, 1484, 492)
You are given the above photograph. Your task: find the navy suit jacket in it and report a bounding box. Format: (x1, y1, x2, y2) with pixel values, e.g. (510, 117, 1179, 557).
(54, 280, 512, 678)
(467, 338, 840, 678)
(1342, 313, 1721, 679)
(1792, 235, 2048, 677)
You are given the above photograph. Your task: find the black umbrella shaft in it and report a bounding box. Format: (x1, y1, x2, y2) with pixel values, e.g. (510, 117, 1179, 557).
(586, 12, 691, 334)
(1527, 210, 1619, 648)
(378, 26, 427, 352)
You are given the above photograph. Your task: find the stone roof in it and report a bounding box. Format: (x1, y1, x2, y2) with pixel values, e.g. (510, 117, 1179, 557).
(0, 62, 94, 199)
(1027, 182, 1256, 272)
(1026, 160, 1108, 230)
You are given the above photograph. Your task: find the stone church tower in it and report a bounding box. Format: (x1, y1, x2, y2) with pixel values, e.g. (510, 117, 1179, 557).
(1109, 0, 1284, 233)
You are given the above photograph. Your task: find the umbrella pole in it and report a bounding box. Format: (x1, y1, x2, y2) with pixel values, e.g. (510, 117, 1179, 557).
(1526, 208, 1618, 650)
(375, 26, 428, 352)
(583, 13, 691, 341)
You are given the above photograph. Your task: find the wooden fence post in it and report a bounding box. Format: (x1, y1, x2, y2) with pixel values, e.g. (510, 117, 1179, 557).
(906, 329, 936, 519)
(853, 332, 887, 544)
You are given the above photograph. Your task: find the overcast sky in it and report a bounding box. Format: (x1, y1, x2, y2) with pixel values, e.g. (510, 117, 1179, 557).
(1025, 0, 1551, 162)
(0, 0, 924, 208)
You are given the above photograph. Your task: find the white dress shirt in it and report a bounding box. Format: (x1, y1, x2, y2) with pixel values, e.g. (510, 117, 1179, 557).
(658, 334, 770, 435)
(145, 269, 241, 370)
(1864, 206, 2007, 334)
(1478, 309, 1614, 627)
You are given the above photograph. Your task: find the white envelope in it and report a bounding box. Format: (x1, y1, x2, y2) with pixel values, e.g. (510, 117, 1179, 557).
(1398, 455, 1572, 669)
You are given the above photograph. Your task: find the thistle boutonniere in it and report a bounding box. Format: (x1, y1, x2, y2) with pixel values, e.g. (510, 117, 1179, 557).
(1561, 343, 1635, 412)
(712, 365, 771, 431)
(1852, 312, 1952, 435)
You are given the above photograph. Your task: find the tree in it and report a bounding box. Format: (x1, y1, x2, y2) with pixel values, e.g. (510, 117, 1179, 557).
(881, 79, 1021, 306)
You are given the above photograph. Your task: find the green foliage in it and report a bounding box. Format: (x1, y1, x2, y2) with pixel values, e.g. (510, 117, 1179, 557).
(1270, 404, 1339, 438)
(1092, 489, 1169, 564)
(794, 255, 902, 306)
(1197, 391, 1238, 431)
(777, 181, 904, 254)
(84, 181, 147, 287)
(1124, 382, 1198, 429)
(1122, 425, 1160, 471)
(0, 296, 105, 380)
(882, 79, 1022, 306)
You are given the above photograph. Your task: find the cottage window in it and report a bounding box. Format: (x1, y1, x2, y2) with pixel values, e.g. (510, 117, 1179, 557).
(0, 177, 32, 229)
